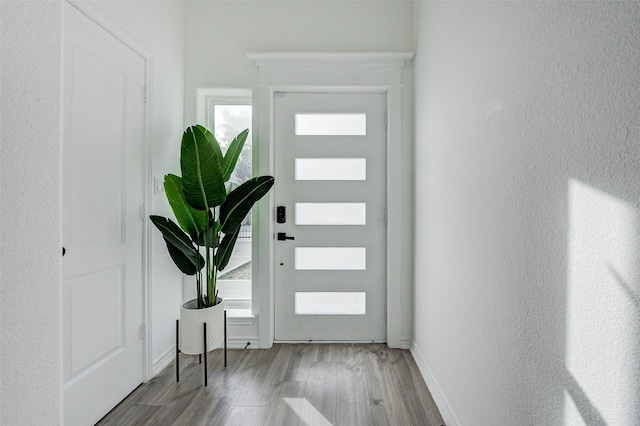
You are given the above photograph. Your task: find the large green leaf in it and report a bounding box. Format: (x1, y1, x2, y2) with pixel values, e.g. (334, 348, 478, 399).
(150, 216, 196, 256)
(164, 174, 208, 238)
(221, 129, 249, 182)
(195, 124, 223, 169)
(215, 227, 240, 271)
(150, 216, 204, 275)
(219, 176, 274, 234)
(164, 237, 203, 275)
(181, 126, 226, 211)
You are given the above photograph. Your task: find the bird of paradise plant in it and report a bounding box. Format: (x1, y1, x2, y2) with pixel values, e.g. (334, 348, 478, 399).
(150, 125, 274, 309)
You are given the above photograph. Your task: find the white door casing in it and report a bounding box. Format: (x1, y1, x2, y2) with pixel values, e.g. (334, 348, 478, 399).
(274, 93, 387, 341)
(63, 3, 148, 424)
(248, 52, 413, 348)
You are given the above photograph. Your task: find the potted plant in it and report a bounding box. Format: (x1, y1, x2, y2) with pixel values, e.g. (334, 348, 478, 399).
(150, 125, 274, 355)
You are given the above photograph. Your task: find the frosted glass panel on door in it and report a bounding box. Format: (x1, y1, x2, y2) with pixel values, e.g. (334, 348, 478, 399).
(295, 113, 366, 136)
(295, 158, 366, 181)
(295, 292, 366, 315)
(295, 247, 366, 270)
(296, 203, 366, 225)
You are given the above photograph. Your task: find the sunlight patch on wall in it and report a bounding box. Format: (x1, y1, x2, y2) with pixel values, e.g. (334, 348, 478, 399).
(565, 178, 640, 424)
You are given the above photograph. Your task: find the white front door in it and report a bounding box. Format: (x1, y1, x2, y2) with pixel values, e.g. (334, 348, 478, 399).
(274, 92, 387, 341)
(62, 3, 146, 425)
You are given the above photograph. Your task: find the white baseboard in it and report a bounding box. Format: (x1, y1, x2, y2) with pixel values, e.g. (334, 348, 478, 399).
(152, 338, 260, 376)
(226, 337, 260, 349)
(399, 339, 412, 350)
(152, 346, 176, 376)
(410, 341, 461, 426)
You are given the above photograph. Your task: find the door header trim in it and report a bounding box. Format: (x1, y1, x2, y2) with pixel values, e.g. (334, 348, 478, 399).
(247, 52, 413, 67)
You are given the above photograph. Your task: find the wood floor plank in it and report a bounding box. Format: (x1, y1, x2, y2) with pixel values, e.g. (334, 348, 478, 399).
(317, 341, 348, 363)
(132, 350, 237, 425)
(281, 343, 317, 382)
(223, 406, 268, 426)
(96, 356, 206, 425)
(170, 349, 263, 425)
(99, 344, 445, 426)
(261, 381, 306, 426)
(335, 344, 380, 426)
(303, 361, 337, 425)
(140, 370, 208, 424)
(96, 385, 149, 424)
(138, 354, 207, 407)
(397, 350, 445, 426)
(98, 404, 160, 425)
(367, 344, 419, 425)
(234, 344, 290, 407)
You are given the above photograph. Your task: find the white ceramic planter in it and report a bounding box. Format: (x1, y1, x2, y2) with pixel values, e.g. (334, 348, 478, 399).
(179, 298, 224, 355)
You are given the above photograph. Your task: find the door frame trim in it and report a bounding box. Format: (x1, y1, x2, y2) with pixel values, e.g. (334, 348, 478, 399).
(65, 0, 153, 381)
(248, 52, 413, 348)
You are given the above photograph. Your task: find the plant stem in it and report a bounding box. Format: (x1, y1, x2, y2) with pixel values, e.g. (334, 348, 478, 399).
(196, 243, 203, 308)
(196, 270, 202, 309)
(205, 218, 211, 307)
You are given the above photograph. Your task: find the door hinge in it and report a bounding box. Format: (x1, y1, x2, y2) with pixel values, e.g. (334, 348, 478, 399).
(143, 86, 148, 103)
(384, 305, 388, 321)
(384, 208, 388, 225)
(140, 323, 147, 340)
(140, 203, 146, 221)
(384, 112, 388, 128)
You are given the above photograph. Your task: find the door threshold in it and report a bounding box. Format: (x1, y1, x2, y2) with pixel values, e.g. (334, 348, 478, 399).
(273, 340, 387, 344)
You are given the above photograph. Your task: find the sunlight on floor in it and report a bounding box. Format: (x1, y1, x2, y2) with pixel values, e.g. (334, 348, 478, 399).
(284, 398, 334, 426)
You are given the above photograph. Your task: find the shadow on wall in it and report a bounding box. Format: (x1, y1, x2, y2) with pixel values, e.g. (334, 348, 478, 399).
(564, 178, 640, 424)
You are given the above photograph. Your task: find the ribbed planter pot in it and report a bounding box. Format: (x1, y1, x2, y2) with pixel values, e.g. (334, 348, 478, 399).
(179, 298, 224, 355)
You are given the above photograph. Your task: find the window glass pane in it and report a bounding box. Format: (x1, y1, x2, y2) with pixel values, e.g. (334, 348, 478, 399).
(295, 158, 366, 181)
(295, 247, 366, 270)
(295, 292, 366, 315)
(295, 203, 366, 225)
(214, 103, 252, 305)
(214, 104, 252, 185)
(295, 113, 366, 136)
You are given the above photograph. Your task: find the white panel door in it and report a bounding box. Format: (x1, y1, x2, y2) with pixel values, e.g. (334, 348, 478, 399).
(274, 93, 387, 341)
(62, 3, 145, 425)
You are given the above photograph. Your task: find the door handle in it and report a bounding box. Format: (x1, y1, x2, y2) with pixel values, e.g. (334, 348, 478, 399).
(277, 232, 295, 241)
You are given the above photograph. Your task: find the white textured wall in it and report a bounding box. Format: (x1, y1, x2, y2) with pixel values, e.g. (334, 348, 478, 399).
(89, 0, 186, 373)
(0, 1, 63, 424)
(184, 1, 414, 122)
(413, 2, 640, 425)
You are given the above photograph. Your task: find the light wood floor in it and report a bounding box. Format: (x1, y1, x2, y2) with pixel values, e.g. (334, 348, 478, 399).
(97, 344, 445, 426)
